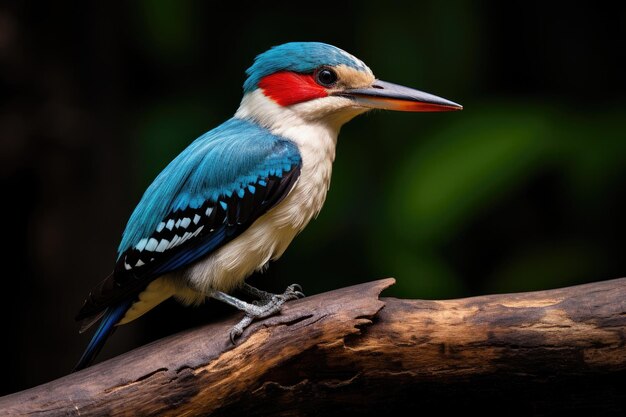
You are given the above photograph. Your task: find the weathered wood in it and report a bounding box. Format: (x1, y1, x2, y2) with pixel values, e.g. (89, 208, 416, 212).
(1, 278, 625, 416)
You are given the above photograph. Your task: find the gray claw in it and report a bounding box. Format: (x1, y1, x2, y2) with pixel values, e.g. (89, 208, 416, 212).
(284, 284, 305, 298)
(229, 329, 239, 344)
(230, 314, 253, 344)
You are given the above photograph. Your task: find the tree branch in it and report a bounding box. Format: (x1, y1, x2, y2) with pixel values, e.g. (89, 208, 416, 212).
(2, 278, 625, 416)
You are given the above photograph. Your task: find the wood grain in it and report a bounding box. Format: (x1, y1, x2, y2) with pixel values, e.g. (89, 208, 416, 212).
(1, 278, 625, 416)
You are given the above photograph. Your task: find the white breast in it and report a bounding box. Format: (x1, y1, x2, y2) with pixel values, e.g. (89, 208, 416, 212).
(173, 90, 340, 302)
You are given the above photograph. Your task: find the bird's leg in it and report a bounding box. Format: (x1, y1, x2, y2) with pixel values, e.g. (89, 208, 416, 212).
(241, 282, 305, 303)
(211, 284, 305, 343)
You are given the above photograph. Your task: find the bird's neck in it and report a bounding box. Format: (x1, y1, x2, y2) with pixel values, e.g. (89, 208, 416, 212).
(235, 89, 342, 155)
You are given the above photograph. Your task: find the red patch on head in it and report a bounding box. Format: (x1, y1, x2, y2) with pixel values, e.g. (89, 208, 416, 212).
(258, 71, 328, 106)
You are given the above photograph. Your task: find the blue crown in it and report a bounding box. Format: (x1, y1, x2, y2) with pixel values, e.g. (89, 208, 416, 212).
(243, 42, 370, 93)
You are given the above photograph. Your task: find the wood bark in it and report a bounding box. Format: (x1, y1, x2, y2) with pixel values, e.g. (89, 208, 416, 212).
(1, 278, 625, 416)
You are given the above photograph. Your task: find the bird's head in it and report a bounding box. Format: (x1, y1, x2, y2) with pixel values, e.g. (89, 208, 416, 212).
(236, 42, 462, 130)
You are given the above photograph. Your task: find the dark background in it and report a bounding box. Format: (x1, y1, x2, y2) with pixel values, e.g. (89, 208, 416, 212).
(1, 0, 625, 396)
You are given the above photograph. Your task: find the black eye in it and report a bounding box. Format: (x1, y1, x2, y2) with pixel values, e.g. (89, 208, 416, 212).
(315, 67, 338, 87)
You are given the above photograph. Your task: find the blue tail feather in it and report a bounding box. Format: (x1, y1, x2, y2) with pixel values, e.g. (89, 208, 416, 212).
(74, 299, 133, 371)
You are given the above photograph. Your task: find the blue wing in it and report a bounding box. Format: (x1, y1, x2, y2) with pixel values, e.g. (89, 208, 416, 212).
(76, 118, 302, 321)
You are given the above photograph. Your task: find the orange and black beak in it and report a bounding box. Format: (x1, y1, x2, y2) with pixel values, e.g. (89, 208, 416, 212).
(337, 80, 462, 112)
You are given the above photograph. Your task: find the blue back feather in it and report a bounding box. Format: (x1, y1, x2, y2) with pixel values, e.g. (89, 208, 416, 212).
(117, 118, 301, 258)
(243, 42, 371, 93)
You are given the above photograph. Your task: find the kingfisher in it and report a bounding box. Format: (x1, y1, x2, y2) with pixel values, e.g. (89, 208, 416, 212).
(74, 42, 462, 370)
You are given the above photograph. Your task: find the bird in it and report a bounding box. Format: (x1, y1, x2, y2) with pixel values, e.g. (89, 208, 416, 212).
(74, 41, 462, 371)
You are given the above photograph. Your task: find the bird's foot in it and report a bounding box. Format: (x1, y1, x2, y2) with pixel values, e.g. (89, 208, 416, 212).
(230, 284, 305, 342)
(242, 282, 305, 303)
(212, 284, 305, 343)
